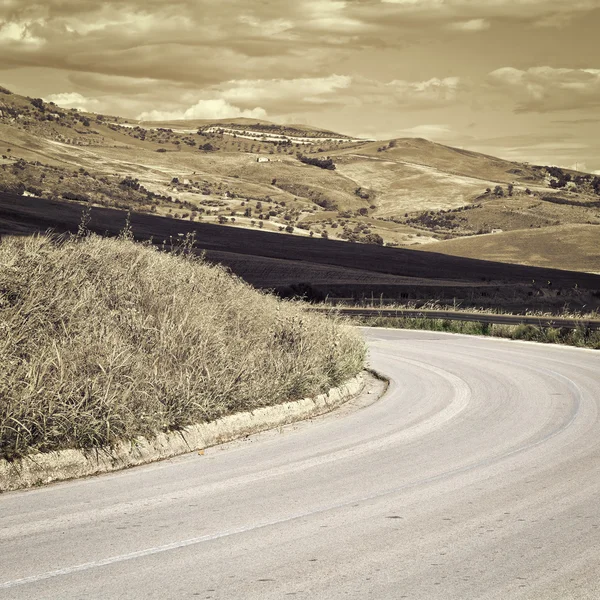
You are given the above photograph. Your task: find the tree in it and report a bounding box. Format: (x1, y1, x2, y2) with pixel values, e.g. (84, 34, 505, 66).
(494, 185, 504, 197)
(296, 154, 336, 170)
(507, 184, 514, 197)
(285, 224, 294, 233)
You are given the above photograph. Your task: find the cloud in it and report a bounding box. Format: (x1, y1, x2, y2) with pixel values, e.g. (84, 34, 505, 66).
(169, 74, 462, 118)
(395, 124, 455, 139)
(44, 91, 100, 111)
(216, 75, 352, 108)
(379, 0, 597, 16)
(0, 19, 45, 45)
(446, 18, 490, 31)
(388, 76, 462, 104)
(137, 99, 267, 121)
(488, 66, 600, 112)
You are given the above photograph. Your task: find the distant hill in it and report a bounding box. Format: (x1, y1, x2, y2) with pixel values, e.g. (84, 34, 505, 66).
(1, 84, 598, 272)
(134, 117, 354, 140)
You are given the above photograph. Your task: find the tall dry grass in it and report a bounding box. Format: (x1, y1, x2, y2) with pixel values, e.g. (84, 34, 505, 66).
(0, 233, 365, 460)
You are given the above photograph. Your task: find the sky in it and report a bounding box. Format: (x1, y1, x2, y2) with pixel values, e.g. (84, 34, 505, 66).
(1, 0, 599, 171)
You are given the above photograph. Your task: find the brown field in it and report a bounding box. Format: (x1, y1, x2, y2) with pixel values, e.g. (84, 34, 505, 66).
(2, 192, 599, 313)
(419, 224, 600, 274)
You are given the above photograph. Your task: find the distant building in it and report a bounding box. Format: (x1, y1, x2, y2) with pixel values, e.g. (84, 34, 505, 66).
(256, 157, 270, 163)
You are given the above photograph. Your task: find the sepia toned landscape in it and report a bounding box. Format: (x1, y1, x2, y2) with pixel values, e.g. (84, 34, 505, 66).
(2, 1, 600, 598)
(1, 85, 599, 313)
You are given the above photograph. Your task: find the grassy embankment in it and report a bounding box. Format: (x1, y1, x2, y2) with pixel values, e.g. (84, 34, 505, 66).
(358, 315, 600, 349)
(0, 232, 365, 461)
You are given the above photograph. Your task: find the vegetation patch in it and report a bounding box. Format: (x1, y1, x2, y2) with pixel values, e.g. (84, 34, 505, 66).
(0, 233, 365, 460)
(358, 316, 600, 349)
(297, 154, 336, 170)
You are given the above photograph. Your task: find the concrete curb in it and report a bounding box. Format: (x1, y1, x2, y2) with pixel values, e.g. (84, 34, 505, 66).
(0, 372, 366, 493)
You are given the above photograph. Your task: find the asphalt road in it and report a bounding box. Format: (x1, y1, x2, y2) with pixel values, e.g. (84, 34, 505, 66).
(1, 329, 599, 599)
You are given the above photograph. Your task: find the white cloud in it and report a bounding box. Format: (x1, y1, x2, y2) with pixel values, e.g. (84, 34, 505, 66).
(381, 0, 444, 6)
(395, 124, 455, 139)
(0, 20, 45, 45)
(44, 92, 101, 111)
(488, 66, 600, 112)
(380, 0, 597, 27)
(302, 0, 368, 31)
(137, 99, 267, 121)
(218, 75, 352, 105)
(447, 18, 490, 31)
(237, 15, 293, 36)
(386, 76, 462, 104)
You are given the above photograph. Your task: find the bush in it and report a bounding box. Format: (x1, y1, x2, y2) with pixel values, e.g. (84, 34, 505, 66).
(0, 234, 365, 459)
(297, 154, 336, 170)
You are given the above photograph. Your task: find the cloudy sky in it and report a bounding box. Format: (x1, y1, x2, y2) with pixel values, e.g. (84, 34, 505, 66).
(1, 0, 600, 171)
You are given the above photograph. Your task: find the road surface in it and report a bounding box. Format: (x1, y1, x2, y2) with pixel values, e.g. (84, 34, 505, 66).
(1, 329, 599, 599)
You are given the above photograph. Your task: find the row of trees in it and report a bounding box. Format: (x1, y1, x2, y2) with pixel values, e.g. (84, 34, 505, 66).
(296, 153, 336, 170)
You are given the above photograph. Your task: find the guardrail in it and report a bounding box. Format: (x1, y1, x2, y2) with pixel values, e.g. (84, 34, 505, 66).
(311, 307, 600, 331)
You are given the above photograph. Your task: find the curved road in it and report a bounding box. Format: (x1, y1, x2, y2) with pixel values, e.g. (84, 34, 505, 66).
(1, 329, 599, 599)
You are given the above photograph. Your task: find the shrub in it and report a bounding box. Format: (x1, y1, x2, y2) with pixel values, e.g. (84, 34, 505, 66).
(297, 154, 336, 170)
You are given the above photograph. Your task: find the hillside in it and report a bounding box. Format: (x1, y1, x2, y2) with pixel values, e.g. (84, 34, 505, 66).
(2, 192, 599, 313)
(0, 232, 365, 460)
(1, 84, 599, 269)
(418, 224, 600, 274)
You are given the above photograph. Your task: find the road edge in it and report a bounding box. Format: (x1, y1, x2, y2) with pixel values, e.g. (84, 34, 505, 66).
(0, 371, 374, 493)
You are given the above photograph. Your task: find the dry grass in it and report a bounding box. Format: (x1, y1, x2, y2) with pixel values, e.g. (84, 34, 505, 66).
(0, 233, 365, 460)
(418, 224, 600, 274)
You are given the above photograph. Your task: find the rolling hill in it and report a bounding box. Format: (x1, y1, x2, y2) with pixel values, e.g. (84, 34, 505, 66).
(1, 83, 599, 293)
(1, 191, 599, 313)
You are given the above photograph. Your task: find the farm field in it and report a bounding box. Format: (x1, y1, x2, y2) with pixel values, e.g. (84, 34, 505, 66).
(2, 191, 599, 313)
(419, 224, 600, 274)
